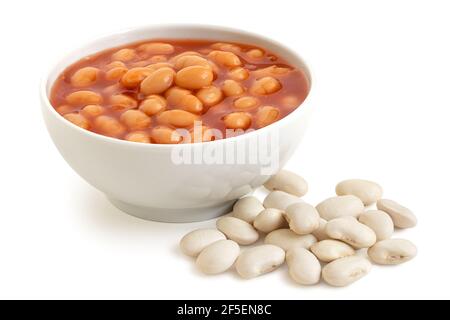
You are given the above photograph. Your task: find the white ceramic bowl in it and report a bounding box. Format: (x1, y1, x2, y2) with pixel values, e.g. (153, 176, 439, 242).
(40, 24, 312, 222)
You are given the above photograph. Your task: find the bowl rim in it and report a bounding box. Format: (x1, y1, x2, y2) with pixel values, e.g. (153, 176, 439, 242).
(40, 23, 313, 149)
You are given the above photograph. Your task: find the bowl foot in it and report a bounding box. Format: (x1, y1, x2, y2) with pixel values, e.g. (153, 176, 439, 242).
(107, 197, 235, 223)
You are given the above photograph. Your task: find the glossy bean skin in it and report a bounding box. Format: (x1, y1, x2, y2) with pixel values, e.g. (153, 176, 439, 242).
(109, 94, 137, 110)
(66, 91, 103, 106)
(228, 67, 249, 81)
(81, 104, 104, 118)
(174, 55, 210, 70)
(208, 50, 241, 67)
(94, 115, 126, 138)
(256, 106, 280, 128)
(71, 67, 99, 87)
(140, 67, 175, 95)
(233, 96, 259, 111)
(120, 67, 153, 88)
(177, 94, 204, 114)
(120, 110, 151, 130)
(196, 86, 223, 107)
(111, 48, 136, 62)
(223, 112, 252, 129)
(157, 110, 199, 128)
(63, 113, 89, 129)
(105, 67, 128, 81)
(125, 131, 150, 143)
(222, 80, 245, 96)
(151, 126, 182, 144)
(251, 76, 281, 95)
(138, 42, 174, 55)
(175, 66, 214, 90)
(139, 95, 167, 116)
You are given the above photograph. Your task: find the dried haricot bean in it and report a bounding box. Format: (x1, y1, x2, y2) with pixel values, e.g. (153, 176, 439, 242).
(216, 216, 259, 245)
(325, 217, 377, 249)
(285, 202, 320, 235)
(235, 245, 285, 279)
(316, 195, 365, 220)
(322, 256, 372, 287)
(196, 240, 240, 275)
(264, 170, 308, 197)
(232, 196, 264, 224)
(377, 199, 417, 229)
(310, 240, 355, 262)
(358, 210, 394, 241)
(312, 218, 329, 241)
(367, 239, 417, 265)
(336, 179, 383, 205)
(180, 228, 226, 257)
(263, 191, 303, 211)
(253, 208, 287, 233)
(264, 229, 317, 251)
(286, 248, 321, 285)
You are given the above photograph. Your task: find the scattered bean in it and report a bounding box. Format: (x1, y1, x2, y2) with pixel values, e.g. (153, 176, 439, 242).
(316, 195, 364, 220)
(368, 239, 417, 265)
(235, 245, 285, 279)
(263, 170, 308, 197)
(285, 202, 320, 235)
(377, 199, 417, 228)
(322, 256, 372, 287)
(196, 240, 240, 275)
(232, 196, 264, 223)
(325, 217, 377, 249)
(336, 179, 383, 205)
(286, 248, 321, 285)
(263, 190, 302, 211)
(253, 208, 287, 233)
(180, 228, 227, 257)
(358, 210, 394, 241)
(265, 229, 317, 251)
(310, 240, 355, 262)
(216, 216, 259, 245)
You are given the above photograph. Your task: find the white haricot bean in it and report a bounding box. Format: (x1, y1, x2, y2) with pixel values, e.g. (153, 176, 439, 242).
(263, 170, 308, 197)
(253, 208, 287, 233)
(216, 216, 259, 245)
(263, 191, 303, 211)
(325, 217, 377, 249)
(358, 210, 394, 241)
(312, 218, 329, 241)
(264, 229, 317, 251)
(336, 179, 383, 205)
(322, 256, 372, 287)
(179, 228, 226, 257)
(316, 195, 364, 220)
(368, 239, 417, 265)
(196, 240, 240, 275)
(285, 202, 320, 235)
(232, 196, 264, 224)
(286, 248, 321, 285)
(235, 245, 285, 279)
(377, 199, 417, 229)
(310, 240, 355, 262)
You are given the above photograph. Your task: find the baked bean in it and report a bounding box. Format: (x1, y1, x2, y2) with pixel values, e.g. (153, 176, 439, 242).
(210, 42, 241, 52)
(125, 131, 150, 143)
(111, 48, 136, 62)
(105, 67, 128, 81)
(138, 42, 174, 55)
(175, 66, 214, 90)
(56, 105, 75, 115)
(165, 86, 191, 105)
(208, 50, 241, 67)
(66, 91, 103, 106)
(178, 94, 203, 114)
(109, 94, 137, 109)
(228, 67, 249, 81)
(63, 113, 89, 129)
(281, 95, 301, 108)
(151, 126, 182, 144)
(120, 67, 153, 88)
(189, 125, 216, 143)
(255, 65, 291, 77)
(174, 55, 211, 70)
(223, 112, 252, 129)
(139, 95, 167, 116)
(145, 62, 173, 73)
(120, 110, 151, 130)
(102, 83, 121, 97)
(148, 55, 168, 63)
(233, 96, 259, 110)
(94, 115, 125, 137)
(71, 67, 99, 87)
(140, 67, 175, 95)
(247, 49, 264, 59)
(81, 104, 104, 118)
(169, 51, 201, 64)
(256, 106, 280, 128)
(157, 110, 199, 127)
(222, 79, 245, 96)
(196, 86, 223, 107)
(105, 61, 126, 70)
(251, 76, 282, 95)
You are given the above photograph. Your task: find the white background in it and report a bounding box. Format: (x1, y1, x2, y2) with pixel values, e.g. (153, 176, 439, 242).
(0, 0, 449, 300)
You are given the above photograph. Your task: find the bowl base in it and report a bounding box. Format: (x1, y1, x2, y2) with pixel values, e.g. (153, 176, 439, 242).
(108, 197, 236, 223)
